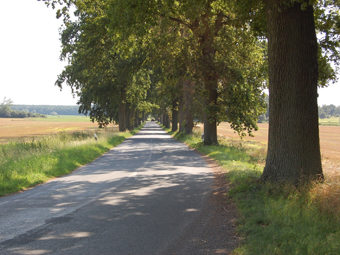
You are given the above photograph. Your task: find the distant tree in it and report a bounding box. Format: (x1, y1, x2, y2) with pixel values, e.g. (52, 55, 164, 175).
(0, 97, 13, 117)
(50, 111, 58, 116)
(319, 104, 340, 117)
(257, 114, 267, 123)
(336, 106, 340, 117)
(11, 105, 80, 115)
(319, 112, 326, 119)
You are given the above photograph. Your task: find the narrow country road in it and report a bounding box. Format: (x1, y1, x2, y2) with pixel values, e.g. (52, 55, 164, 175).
(0, 122, 221, 254)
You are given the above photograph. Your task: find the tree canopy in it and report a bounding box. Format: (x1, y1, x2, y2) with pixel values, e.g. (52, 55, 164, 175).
(41, 0, 340, 184)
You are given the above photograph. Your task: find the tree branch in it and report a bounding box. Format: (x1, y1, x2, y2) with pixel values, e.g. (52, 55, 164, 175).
(158, 12, 193, 30)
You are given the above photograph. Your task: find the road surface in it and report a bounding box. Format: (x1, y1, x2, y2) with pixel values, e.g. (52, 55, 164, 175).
(0, 122, 215, 254)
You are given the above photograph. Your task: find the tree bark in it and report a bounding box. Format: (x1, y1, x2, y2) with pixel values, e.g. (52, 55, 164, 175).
(118, 87, 126, 132)
(183, 80, 194, 134)
(125, 103, 131, 131)
(166, 114, 171, 129)
(261, 1, 323, 184)
(135, 109, 139, 127)
(178, 89, 185, 132)
(130, 105, 135, 130)
(172, 99, 178, 132)
(203, 80, 218, 145)
(198, 33, 218, 145)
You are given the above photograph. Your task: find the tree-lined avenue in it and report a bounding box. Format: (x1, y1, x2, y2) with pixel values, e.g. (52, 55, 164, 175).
(0, 122, 213, 254)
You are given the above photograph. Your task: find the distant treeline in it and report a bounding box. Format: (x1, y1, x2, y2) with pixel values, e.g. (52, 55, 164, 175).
(0, 110, 46, 118)
(318, 104, 340, 119)
(258, 103, 339, 123)
(0, 100, 47, 118)
(10, 105, 81, 116)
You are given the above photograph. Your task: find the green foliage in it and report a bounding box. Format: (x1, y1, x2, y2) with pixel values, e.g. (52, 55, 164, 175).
(315, 0, 340, 86)
(0, 98, 47, 118)
(108, 0, 267, 138)
(41, 0, 340, 141)
(0, 97, 13, 117)
(319, 104, 340, 117)
(54, 0, 152, 128)
(10, 105, 81, 115)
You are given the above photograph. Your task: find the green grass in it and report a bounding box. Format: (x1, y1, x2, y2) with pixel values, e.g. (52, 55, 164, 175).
(0, 124, 144, 197)
(319, 117, 340, 126)
(165, 127, 340, 255)
(24, 115, 94, 122)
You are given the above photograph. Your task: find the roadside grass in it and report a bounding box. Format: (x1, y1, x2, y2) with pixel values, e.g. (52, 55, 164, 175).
(0, 124, 143, 197)
(165, 127, 340, 255)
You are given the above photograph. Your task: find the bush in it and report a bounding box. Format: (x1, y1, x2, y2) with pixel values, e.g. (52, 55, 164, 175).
(320, 112, 326, 119)
(50, 111, 58, 116)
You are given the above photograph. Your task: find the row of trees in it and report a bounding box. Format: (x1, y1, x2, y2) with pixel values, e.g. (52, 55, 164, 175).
(260, 102, 340, 122)
(319, 104, 340, 118)
(0, 98, 46, 118)
(41, 0, 340, 184)
(10, 105, 81, 116)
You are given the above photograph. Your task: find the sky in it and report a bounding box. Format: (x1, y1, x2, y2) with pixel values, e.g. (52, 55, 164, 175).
(0, 1, 339, 106)
(0, 0, 78, 105)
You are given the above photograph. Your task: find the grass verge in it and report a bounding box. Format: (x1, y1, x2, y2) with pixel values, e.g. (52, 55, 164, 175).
(165, 127, 340, 255)
(0, 124, 144, 197)
(319, 117, 340, 126)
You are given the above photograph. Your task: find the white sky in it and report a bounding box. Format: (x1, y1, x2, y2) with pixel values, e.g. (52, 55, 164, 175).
(0, 0, 339, 106)
(0, 0, 78, 105)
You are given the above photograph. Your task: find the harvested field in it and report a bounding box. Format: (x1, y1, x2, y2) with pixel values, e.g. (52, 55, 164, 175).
(0, 117, 118, 143)
(196, 122, 340, 177)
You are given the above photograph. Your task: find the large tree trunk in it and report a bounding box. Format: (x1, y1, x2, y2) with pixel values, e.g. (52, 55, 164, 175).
(178, 88, 185, 132)
(200, 40, 218, 145)
(261, 1, 323, 184)
(203, 80, 218, 145)
(137, 110, 141, 126)
(118, 87, 126, 132)
(172, 99, 178, 132)
(164, 112, 170, 129)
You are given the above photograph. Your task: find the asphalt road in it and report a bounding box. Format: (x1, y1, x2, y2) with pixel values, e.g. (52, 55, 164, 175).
(0, 122, 214, 255)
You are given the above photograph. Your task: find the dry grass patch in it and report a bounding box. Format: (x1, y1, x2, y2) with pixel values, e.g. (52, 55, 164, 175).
(0, 117, 118, 144)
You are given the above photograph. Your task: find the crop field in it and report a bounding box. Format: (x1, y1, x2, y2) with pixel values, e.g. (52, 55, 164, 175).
(0, 116, 118, 143)
(195, 122, 340, 177)
(1, 117, 338, 176)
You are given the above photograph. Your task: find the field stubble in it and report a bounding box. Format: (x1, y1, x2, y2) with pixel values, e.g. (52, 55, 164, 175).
(0, 117, 118, 143)
(195, 122, 340, 178)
